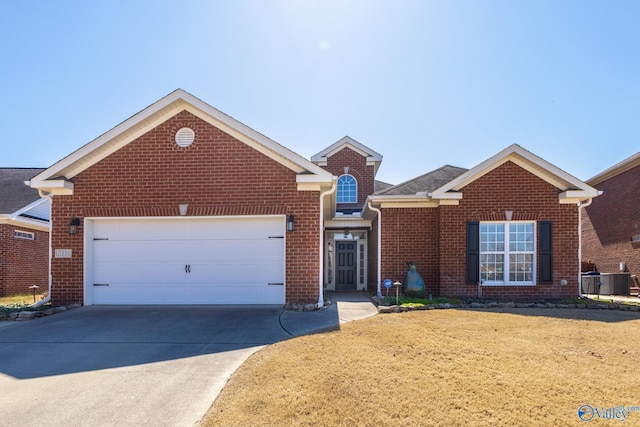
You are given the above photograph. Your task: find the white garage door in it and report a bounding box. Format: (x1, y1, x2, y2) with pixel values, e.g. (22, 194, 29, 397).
(88, 217, 285, 305)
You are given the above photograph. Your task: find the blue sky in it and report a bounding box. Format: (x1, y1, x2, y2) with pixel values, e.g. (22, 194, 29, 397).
(1, 0, 638, 185)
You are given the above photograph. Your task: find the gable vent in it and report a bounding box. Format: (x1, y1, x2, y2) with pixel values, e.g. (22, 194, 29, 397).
(175, 127, 195, 147)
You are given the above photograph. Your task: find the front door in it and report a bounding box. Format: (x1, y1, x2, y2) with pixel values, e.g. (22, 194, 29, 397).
(336, 241, 357, 291)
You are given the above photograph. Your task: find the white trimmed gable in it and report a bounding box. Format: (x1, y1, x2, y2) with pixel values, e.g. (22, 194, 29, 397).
(29, 89, 334, 195)
(430, 144, 599, 204)
(311, 136, 383, 175)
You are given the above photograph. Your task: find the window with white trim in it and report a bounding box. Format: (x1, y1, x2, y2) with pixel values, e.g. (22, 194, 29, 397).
(337, 174, 357, 204)
(14, 230, 35, 240)
(480, 222, 535, 285)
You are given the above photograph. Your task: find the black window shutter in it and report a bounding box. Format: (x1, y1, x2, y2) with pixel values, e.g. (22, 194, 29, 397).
(466, 221, 480, 284)
(539, 221, 553, 284)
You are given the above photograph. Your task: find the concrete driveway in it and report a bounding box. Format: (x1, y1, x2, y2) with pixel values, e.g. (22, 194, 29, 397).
(0, 294, 377, 426)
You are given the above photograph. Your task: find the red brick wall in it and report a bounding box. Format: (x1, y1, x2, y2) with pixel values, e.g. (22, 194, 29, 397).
(0, 224, 49, 296)
(379, 208, 439, 297)
(439, 161, 579, 299)
(322, 147, 375, 209)
(582, 165, 640, 278)
(50, 110, 321, 305)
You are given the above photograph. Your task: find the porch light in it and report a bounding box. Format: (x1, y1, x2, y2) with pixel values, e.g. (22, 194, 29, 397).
(69, 217, 81, 235)
(287, 214, 295, 232)
(344, 227, 350, 238)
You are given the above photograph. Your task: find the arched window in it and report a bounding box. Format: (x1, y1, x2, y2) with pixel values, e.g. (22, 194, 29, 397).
(337, 174, 357, 204)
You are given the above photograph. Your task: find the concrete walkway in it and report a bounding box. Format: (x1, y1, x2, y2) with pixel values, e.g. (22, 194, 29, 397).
(0, 293, 377, 427)
(583, 294, 640, 304)
(280, 291, 379, 336)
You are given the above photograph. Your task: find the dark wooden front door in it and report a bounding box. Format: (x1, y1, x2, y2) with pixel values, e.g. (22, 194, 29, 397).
(336, 241, 357, 291)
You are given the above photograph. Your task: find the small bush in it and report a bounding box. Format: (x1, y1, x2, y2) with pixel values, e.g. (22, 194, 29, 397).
(381, 295, 458, 306)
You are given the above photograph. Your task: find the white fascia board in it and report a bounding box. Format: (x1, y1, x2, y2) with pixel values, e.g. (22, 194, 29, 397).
(368, 194, 439, 208)
(311, 136, 383, 163)
(0, 216, 50, 232)
(559, 190, 600, 204)
(324, 218, 372, 229)
(29, 179, 74, 195)
(296, 174, 336, 191)
(587, 151, 640, 186)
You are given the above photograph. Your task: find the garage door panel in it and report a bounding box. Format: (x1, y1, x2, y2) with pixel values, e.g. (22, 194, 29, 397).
(93, 282, 284, 305)
(89, 217, 285, 305)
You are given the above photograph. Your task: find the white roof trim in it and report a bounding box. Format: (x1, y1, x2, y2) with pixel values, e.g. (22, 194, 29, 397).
(30, 89, 332, 193)
(587, 151, 640, 186)
(311, 136, 383, 173)
(0, 215, 49, 232)
(430, 144, 599, 201)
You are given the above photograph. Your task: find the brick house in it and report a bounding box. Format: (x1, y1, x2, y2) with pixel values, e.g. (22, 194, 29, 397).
(0, 168, 50, 296)
(29, 90, 599, 306)
(582, 151, 640, 295)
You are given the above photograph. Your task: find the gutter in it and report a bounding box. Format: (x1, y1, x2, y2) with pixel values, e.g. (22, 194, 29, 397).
(318, 180, 337, 308)
(30, 190, 53, 308)
(577, 196, 598, 298)
(367, 201, 383, 299)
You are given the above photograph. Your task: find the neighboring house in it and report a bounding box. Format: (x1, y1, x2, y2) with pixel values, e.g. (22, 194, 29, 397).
(582, 152, 640, 295)
(28, 89, 599, 306)
(0, 168, 50, 296)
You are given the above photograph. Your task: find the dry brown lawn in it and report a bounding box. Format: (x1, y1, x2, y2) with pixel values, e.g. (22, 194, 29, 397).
(202, 308, 640, 427)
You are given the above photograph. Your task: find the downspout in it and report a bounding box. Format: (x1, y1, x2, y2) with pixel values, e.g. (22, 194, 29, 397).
(31, 190, 53, 307)
(578, 197, 594, 298)
(318, 180, 337, 308)
(367, 201, 383, 299)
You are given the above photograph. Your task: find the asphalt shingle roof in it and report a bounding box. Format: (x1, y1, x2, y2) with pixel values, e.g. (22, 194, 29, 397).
(375, 165, 468, 196)
(0, 168, 45, 214)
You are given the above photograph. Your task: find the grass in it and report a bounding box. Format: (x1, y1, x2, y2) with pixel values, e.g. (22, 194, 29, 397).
(0, 293, 47, 306)
(0, 293, 48, 317)
(202, 308, 640, 426)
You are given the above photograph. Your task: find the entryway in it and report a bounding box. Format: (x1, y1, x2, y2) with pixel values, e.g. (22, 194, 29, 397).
(335, 241, 357, 290)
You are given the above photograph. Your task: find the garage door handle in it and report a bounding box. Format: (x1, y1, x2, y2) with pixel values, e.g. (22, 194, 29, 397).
(268, 282, 284, 286)
(94, 283, 109, 287)
(185, 264, 192, 273)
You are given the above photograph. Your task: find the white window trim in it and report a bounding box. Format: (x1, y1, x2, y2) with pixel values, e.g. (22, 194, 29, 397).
(480, 221, 536, 286)
(336, 174, 357, 204)
(14, 230, 35, 240)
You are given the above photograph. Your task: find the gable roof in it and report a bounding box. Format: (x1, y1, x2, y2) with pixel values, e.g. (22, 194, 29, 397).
(368, 144, 599, 209)
(0, 168, 45, 213)
(311, 136, 383, 175)
(586, 151, 640, 186)
(374, 180, 394, 193)
(430, 144, 599, 204)
(0, 168, 50, 230)
(375, 165, 468, 196)
(29, 89, 334, 195)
